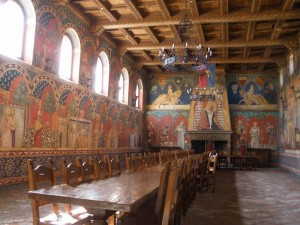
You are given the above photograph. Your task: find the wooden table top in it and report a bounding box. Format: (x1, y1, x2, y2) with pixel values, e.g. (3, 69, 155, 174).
(28, 165, 163, 212)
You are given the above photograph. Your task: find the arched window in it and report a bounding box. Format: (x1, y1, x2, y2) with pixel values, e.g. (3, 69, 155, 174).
(95, 51, 109, 96)
(289, 53, 294, 76)
(59, 28, 80, 83)
(0, 0, 36, 64)
(135, 79, 143, 110)
(118, 74, 124, 102)
(118, 68, 129, 104)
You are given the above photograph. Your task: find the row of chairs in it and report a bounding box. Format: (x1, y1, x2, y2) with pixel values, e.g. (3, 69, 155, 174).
(27, 150, 196, 225)
(119, 151, 208, 225)
(27, 154, 122, 225)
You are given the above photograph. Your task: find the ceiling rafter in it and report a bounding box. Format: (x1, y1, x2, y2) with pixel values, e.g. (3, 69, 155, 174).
(144, 27, 160, 44)
(123, 0, 144, 20)
(91, 0, 118, 22)
(120, 28, 139, 45)
(94, 9, 300, 30)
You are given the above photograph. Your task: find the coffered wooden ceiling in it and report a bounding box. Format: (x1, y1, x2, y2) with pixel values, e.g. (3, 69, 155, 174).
(67, 0, 300, 75)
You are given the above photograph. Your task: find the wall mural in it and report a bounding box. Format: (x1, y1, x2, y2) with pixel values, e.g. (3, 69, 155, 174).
(226, 74, 278, 111)
(33, 8, 61, 73)
(80, 40, 97, 88)
(280, 76, 300, 150)
(147, 75, 197, 109)
(145, 111, 189, 148)
(188, 86, 231, 131)
(231, 111, 279, 151)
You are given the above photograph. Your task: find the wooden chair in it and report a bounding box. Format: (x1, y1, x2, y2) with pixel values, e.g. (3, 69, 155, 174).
(27, 159, 92, 225)
(119, 161, 178, 225)
(125, 154, 135, 171)
(106, 155, 122, 177)
(61, 158, 92, 221)
(198, 153, 218, 193)
(75, 157, 94, 182)
(93, 156, 110, 179)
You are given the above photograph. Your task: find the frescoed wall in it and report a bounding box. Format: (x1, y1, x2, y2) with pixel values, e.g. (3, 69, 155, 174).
(0, 1, 144, 185)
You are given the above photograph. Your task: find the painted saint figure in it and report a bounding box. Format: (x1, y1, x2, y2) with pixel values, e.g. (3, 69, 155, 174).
(175, 121, 186, 149)
(0, 107, 16, 148)
(250, 122, 260, 148)
(147, 120, 155, 146)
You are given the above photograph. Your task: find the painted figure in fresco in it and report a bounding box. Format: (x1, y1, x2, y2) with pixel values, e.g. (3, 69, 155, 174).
(234, 119, 246, 149)
(68, 123, 77, 148)
(147, 120, 155, 146)
(34, 110, 43, 147)
(262, 82, 277, 104)
(240, 84, 268, 105)
(0, 107, 16, 148)
(228, 82, 243, 104)
(175, 121, 186, 149)
(152, 85, 182, 105)
(161, 123, 170, 143)
(98, 124, 105, 147)
(179, 82, 192, 104)
(10, 107, 16, 147)
(250, 122, 260, 148)
(77, 127, 88, 148)
(198, 102, 221, 130)
(265, 122, 275, 147)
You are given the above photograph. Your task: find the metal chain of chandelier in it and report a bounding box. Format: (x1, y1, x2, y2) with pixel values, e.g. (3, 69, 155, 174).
(158, 14, 212, 71)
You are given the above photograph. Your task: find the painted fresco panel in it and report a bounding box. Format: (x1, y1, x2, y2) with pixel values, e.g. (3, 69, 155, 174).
(145, 111, 189, 148)
(0, 105, 25, 148)
(226, 74, 278, 111)
(68, 119, 91, 148)
(230, 111, 279, 151)
(147, 75, 197, 109)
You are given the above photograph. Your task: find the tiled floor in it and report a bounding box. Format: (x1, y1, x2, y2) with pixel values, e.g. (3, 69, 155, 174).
(0, 167, 299, 225)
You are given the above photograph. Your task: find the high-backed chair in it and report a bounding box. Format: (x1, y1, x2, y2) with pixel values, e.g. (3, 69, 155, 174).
(27, 159, 92, 225)
(106, 154, 122, 177)
(61, 158, 92, 221)
(93, 156, 110, 179)
(125, 154, 134, 171)
(120, 161, 178, 225)
(75, 157, 94, 182)
(198, 153, 218, 193)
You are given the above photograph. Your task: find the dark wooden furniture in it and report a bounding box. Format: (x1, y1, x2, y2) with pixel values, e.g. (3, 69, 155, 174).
(27, 159, 92, 225)
(247, 148, 270, 167)
(230, 155, 257, 170)
(28, 165, 164, 225)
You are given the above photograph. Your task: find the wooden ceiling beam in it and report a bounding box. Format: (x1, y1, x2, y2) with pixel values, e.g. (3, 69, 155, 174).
(189, 0, 199, 17)
(91, 0, 118, 22)
(157, 0, 171, 18)
(220, 0, 229, 15)
(144, 27, 160, 44)
(141, 57, 282, 65)
(94, 9, 300, 30)
(282, 0, 295, 11)
(251, 0, 262, 13)
(119, 29, 139, 45)
(123, 0, 144, 20)
(123, 38, 293, 51)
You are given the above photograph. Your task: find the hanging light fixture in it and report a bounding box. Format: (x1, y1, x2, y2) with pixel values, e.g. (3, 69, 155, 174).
(158, 3, 212, 72)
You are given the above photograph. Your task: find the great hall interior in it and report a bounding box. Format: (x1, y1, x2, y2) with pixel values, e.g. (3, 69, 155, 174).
(0, 0, 300, 225)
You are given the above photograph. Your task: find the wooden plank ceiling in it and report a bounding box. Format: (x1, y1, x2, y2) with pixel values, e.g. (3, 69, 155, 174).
(67, 0, 300, 75)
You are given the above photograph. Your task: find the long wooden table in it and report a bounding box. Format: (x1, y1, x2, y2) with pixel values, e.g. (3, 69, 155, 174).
(28, 165, 163, 224)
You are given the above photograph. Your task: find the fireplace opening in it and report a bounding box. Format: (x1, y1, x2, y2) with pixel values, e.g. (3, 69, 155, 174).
(191, 140, 228, 154)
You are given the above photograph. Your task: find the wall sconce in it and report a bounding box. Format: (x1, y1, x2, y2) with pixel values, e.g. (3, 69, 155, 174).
(291, 85, 300, 98)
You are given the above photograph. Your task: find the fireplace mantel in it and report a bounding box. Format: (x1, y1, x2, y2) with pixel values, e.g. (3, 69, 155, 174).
(186, 130, 232, 152)
(186, 130, 232, 142)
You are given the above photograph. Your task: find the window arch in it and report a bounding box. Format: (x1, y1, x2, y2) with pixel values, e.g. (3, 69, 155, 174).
(118, 68, 129, 104)
(59, 28, 80, 84)
(135, 79, 143, 110)
(95, 51, 109, 96)
(0, 0, 36, 64)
